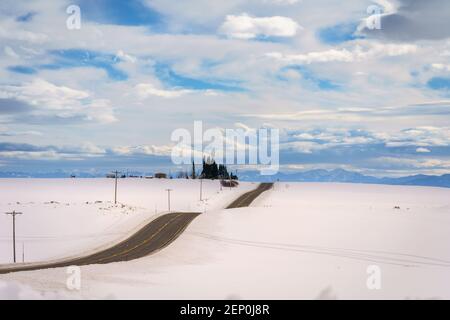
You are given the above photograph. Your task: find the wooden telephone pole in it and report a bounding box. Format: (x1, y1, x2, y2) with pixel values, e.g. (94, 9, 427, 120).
(5, 210, 22, 263)
(166, 189, 172, 212)
(114, 170, 119, 204)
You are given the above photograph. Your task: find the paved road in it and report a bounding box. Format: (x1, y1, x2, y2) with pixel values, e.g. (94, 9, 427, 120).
(0, 182, 273, 274)
(226, 183, 273, 209)
(0, 212, 199, 274)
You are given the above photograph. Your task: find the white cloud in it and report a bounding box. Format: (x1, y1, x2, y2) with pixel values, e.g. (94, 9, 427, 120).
(282, 140, 326, 154)
(266, 43, 417, 64)
(112, 144, 172, 156)
(431, 63, 450, 72)
(0, 142, 108, 161)
(0, 129, 42, 136)
(269, 0, 300, 4)
(115, 50, 137, 63)
(86, 112, 117, 124)
(260, 0, 302, 5)
(416, 147, 431, 153)
(266, 49, 353, 64)
(373, 157, 450, 169)
(373, 0, 399, 14)
(0, 79, 117, 124)
(243, 109, 367, 122)
(0, 21, 48, 44)
(135, 83, 191, 99)
(78, 142, 106, 155)
(234, 122, 252, 132)
(257, 126, 450, 155)
(3, 46, 19, 59)
(385, 127, 450, 147)
(0, 150, 69, 161)
(219, 13, 301, 39)
(279, 127, 379, 154)
(0, 79, 89, 110)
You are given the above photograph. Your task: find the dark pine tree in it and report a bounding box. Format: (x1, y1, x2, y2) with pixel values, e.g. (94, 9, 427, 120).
(201, 157, 220, 179)
(192, 161, 196, 179)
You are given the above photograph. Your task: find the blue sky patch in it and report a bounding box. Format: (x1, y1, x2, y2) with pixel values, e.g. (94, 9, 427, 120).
(318, 22, 363, 44)
(154, 63, 245, 92)
(281, 65, 341, 91)
(252, 35, 294, 44)
(16, 12, 36, 22)
(39, 49, 128, 81)
(75, 0, 162, 27)
(7, 65, 37, 74)
(427, 77, 450, 90)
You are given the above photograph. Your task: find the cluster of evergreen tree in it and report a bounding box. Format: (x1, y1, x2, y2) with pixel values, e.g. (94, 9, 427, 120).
(198, 157, 237, 180)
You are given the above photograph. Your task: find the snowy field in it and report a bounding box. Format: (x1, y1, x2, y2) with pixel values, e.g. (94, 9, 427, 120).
(0, 178, 255, 264)
(1, 180, 450, 299)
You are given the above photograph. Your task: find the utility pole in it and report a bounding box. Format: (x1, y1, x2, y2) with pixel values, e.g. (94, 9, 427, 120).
(22, 242, 25, 263)
(166, 189, 172, 212)
(5, 210, 23, 263)
(114, 170, 119, 204)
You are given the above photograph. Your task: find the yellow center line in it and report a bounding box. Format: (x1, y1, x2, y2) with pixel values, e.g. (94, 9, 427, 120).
(228, 183, 272, 208)
(96, 213, 183, 262)
(155, 215, 197, 252)
(236, 190, 254, 207)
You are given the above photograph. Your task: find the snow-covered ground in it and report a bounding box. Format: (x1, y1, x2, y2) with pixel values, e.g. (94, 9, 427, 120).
(0, 178, 255, 264)
(1, 181, 450, 300)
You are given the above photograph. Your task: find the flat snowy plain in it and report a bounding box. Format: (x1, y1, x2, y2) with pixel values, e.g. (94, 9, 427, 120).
(1, 179, 449, 299)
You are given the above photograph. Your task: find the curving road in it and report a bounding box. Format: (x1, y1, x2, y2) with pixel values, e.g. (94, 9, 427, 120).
(226, 183, 273, 209)
(0, 182, 273, 274)
(0, 212, 199, 274)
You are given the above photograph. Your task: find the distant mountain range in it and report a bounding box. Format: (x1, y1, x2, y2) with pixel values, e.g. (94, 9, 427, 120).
(238, 168, 450, 188)
(1, 168, 449, 188)
(0, 171, 100, 178)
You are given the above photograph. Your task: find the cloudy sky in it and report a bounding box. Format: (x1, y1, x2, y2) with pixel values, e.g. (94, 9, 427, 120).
(0, 0, 450, 176)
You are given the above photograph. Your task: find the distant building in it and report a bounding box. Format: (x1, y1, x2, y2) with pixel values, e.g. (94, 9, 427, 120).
(154, 173, 167, 179)
(106, 172, 126, 178)
(220, 180, 239, 188)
